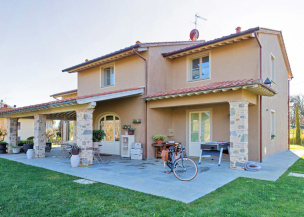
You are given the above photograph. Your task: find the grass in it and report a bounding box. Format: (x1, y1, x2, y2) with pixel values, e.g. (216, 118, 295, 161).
(290, 144, 304, 150)
(0, 156, 304, 217)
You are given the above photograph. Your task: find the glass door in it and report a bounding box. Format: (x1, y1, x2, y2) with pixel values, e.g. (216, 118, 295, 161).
(99, 114, 120, 155)
(189, 111, 211, 156)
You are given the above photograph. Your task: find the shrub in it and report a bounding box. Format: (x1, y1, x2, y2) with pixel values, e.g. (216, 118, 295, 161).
(153, 135, 166, 141)
(93, 130, 106, 142)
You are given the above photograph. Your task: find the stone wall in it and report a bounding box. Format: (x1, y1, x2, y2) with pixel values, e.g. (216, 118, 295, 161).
(229, 101, 249, 170)
(76, 109, 94, 166)
(6, 118, 18, 153)
(34, 114, 47, 158)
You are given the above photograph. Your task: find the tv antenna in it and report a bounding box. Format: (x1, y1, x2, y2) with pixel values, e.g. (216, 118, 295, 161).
(194, 13, 207, 29)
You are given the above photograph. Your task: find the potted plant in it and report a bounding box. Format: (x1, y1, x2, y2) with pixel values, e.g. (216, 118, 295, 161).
(0, 141, 7, 154)
(18, 140, 26, 153)
(271, 134, 276, 140)
(12, 146, 21, 154)
(23, 140, 34, 154)
(128, 127, 136, 135)
(153, 135, 167, 144)
(71, 145, 80, 168)
(132, 119, 141, 124)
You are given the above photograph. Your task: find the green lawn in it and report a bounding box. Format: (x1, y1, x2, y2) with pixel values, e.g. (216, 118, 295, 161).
(290, 144, 304, 150)
(0, 156, 304, 217)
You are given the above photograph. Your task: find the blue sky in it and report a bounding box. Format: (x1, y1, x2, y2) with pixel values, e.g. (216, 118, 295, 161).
(1, 0, 303, 107)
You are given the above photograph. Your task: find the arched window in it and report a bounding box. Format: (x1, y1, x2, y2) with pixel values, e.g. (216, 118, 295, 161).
(100, 114, 120, 142)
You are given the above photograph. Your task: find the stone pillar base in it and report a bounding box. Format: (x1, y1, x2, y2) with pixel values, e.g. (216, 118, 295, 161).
(76, 109, 94, 167)
(229, 101, 249, 170)
(7, 118, 18, 154)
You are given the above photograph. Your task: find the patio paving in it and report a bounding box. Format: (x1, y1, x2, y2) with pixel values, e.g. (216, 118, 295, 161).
(0, 148, 303, 203)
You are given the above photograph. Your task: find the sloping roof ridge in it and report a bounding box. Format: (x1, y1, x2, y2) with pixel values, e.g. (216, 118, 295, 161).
(162, 27, 261, 57)
(62, 44, 141, 72)
(0, 87, 143, 114)
(50, 89, 78, 97)
(140, 40, 205, 46)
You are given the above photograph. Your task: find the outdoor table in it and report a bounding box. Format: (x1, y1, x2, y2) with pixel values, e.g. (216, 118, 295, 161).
(199, 142, 230, 166)
(152, 142, 180, 158)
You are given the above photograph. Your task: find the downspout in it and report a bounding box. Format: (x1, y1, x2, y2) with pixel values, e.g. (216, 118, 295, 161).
(288, 79, 290, 150)
(254, 31, 263, 163)
(133, 48, 148, 160)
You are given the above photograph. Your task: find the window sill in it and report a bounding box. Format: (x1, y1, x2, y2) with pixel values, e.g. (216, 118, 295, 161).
(100, 84, 115, 89)
(188, 77, 211, 83)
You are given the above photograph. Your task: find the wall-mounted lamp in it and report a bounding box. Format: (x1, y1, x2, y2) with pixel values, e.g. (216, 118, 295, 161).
(289, 99, 294, 107)
(264, 78, 272, 86)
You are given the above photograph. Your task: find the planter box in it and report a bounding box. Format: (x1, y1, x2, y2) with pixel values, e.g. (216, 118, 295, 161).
(131, 154, 142, 160)
(131, 149, 143, 155)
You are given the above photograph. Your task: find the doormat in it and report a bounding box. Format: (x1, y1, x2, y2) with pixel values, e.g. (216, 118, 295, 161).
(288, 172, 304, 178)
(73, 179, 97, 184)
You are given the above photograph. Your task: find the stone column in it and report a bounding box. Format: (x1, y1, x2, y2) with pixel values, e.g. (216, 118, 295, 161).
(73, 120, 77, 143)
(229, 101, 249, 170)
(34, 114, 47, 158)
(76, 109, 94, 167)
(62, 121, 68, 142)
(6, 118, 18, 153)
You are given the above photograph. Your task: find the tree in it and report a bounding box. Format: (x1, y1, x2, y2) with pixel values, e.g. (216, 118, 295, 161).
(295, 105, 301, 145)
(291, 94, 304, 126)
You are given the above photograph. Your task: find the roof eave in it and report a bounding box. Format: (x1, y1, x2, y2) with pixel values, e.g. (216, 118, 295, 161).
(162, 27, 261, 58)
(62, 44, 141, 73)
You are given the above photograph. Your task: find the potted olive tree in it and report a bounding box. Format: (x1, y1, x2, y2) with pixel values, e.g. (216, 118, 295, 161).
(153, 135, 167, 144)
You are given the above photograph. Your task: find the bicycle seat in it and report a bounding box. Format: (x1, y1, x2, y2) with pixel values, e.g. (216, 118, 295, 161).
(169, 146, 175, 150)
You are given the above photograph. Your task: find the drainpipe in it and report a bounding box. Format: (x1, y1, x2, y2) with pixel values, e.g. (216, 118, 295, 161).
(254, 31, 263, 163)
(288, 79, 290, 150)
(132, 48, 148, 160)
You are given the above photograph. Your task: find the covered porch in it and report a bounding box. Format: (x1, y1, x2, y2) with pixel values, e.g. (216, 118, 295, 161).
(145, 79, 276, 170)
(0, 87, 144, 167)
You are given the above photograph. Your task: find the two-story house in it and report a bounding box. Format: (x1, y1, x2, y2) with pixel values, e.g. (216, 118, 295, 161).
(0, 27, 292, 170)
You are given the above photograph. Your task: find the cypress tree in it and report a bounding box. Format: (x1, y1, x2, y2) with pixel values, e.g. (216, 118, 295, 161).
(295, 105, 301, 145)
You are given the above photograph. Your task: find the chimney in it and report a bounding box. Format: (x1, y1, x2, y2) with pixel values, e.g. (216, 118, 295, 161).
(85, 59, 89, 62)
(136, 41, 141, 44)
(235, 27, 241, 33)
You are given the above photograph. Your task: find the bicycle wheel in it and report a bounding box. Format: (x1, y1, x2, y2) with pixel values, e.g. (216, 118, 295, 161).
(164, 161, 172, 173)
(173, 158, 198, 181)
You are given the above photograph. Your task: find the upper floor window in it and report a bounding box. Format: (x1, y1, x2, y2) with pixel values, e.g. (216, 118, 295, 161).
(100, 64, 114, 87)
(271, 54, 275, 82)
(189, 54, 210, 81)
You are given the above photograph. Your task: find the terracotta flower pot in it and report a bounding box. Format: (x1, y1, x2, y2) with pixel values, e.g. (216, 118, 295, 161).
(156, 140, 163, 145)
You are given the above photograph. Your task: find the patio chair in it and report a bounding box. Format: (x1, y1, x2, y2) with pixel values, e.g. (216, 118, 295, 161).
(60, 144, 72, 158)
(93, 146, 102, 164)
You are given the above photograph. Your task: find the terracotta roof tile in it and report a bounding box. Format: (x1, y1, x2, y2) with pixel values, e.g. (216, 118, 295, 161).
(143, 79, 276, 98)
(0, 87, 143, 114)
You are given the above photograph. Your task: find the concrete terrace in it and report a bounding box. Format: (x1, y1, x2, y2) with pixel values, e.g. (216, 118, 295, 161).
(1, 148, 303, 203)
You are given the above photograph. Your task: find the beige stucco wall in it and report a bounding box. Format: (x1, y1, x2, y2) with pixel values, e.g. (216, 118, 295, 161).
(77, 54, 147, 96)
(259, 33, 289, 158)
(93, 95, 145, 145)
(147, 102, 259, 160)
(18, 119, 34, 140)
(160, 39, 260, 93)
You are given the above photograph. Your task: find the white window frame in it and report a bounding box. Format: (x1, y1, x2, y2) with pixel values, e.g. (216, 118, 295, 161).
(100, 63, 115, 88)
(270, 110, 276, 140)
(270, 54, 275, 83)
(187, 52, 211, 82)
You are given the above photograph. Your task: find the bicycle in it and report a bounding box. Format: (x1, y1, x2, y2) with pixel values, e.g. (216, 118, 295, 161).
(163, 144, 198, 181)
